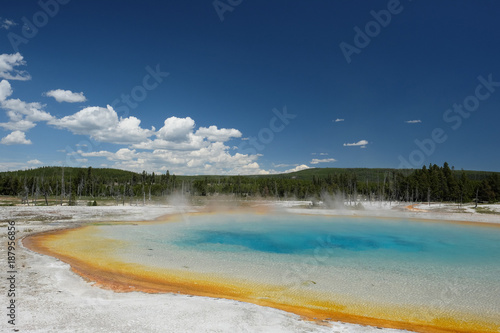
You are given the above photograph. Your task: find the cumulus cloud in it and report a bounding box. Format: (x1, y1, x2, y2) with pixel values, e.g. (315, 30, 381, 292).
(310, 158, 337, 164)
(1, 130, 32, 145)
(195, 125, 242, 142)
(334, 118, 344, 122)
(0, 79, 52, 139)
(49, 106, 117, 132)
(0, 56, 49, 141)
(284, 164, 311, 173)
(157, 116, 195, 142)
(0, 80, 52, 123)
(79, 143, 264, 175)
(0, 53, 31, 81)
(0, 65, 271, 175)
(27, 159, 43, 165)
(0, 119, 36, 131)
(44, 89, 87, 103)
(132, 136, 205, 151)
(131, 117, 243, 152)
(343, 139, 368, 148)
(47, 104, 262, 174)
(272, 163, 297, 168)
(0, 79, 12, 101)
(2, 98, 52, 122)
(48, 105, 154, 144)
(405, 120, 422, 123)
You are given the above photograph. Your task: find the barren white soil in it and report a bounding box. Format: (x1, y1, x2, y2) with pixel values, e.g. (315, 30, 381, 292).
(2, 200, 498, 332)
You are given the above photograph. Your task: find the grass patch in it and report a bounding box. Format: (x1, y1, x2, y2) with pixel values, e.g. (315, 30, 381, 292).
(475, 207, 500, 215)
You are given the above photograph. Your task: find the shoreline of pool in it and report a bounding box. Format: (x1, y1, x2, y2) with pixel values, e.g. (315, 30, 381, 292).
(20, 205, 500, 333)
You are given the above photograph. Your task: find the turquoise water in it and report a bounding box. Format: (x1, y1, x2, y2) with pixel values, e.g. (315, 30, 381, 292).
(100, 213, 500, 277)
(177, 220, 423, 253)
(95, 213, 500, 320)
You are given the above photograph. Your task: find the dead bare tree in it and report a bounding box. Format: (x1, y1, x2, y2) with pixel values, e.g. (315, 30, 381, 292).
(61, 167, 65, 206)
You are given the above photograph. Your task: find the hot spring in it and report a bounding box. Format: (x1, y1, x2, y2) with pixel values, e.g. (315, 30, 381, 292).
(25, 211, 500, 333)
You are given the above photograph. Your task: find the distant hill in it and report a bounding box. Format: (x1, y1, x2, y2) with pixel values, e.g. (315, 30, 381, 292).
(0, 166, 138, 182)
(282, 167, 499, 182)
(1, 166, 498, 182)
(1, 165, 498, 203)
(276, 168, 396, 182)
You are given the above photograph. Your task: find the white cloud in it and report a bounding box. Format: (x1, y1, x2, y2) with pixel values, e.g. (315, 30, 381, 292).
(343, 140, 368, 148)
(157, 116, 195, 142)
(284, 164, 311, 173)
(0, 119, 36, 131)
(0, 53, 31, 81)
(131, 118, 242, 151)
(319, 152, 328, 156)
(2, 98, 52, 122)
(334, 118, 344, 122)
(0, 72, 54, 147)
(46, 103, 266, 174)
(79, 143, 265, 175)
(48, 105, 153, 144)
(0, 79, 13, 101)
(195, 125, 242, 142)
(273, 163, 297, 168)
(310, 158, 337, 164)
(132, 135, 206, 151)
(405, 120, 422, 123)
(0, 80, 53, 128)
(0, 60, 52, 134)
(105, 116, 153, 143)
(27, 159, 43, 165)
(1, 130, 32, 145)
(49, 106, 116, 132)
(44, 89, 87, 103)
(0, 18, 16, 30)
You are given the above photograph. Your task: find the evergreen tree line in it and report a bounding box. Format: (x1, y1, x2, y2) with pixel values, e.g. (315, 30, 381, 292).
(0, 163, 498, 204)
(192, 162, 499, 203)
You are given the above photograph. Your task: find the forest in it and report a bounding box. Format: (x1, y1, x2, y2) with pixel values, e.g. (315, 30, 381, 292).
(0, 162, 498, 205)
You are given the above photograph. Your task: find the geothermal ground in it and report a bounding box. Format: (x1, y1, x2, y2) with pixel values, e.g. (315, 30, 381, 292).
(1, 199, 499, 333)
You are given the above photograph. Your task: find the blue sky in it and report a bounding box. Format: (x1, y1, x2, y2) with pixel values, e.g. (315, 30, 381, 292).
(0, 0, 499, 174)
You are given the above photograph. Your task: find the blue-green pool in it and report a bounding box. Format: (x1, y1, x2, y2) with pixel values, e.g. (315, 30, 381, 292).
(46, 211, 500, 331)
